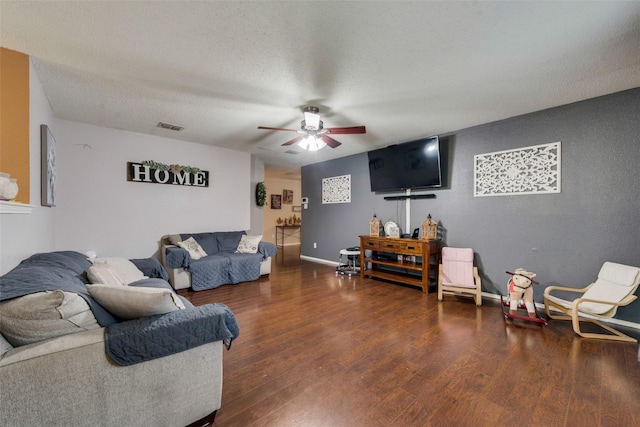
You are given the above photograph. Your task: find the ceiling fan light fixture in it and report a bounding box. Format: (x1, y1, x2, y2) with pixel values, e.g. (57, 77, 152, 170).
(259, 105, 365, 150)
(298, 134, 326, 151)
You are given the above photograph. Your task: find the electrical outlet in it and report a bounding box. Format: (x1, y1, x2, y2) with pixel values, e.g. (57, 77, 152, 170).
(313, 242, 317, 249)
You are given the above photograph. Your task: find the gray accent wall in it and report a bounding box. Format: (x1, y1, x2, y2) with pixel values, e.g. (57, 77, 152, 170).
(301, 87, 640, 323)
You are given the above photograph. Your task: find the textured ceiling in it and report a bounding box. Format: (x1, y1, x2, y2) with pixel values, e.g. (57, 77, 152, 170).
(2, 1, 640, 176)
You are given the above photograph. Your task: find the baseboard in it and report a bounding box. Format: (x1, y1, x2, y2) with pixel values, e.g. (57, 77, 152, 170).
(299, 255, 640, 332)
(299, 254, 338, 266)
(482, 291, 640, 331)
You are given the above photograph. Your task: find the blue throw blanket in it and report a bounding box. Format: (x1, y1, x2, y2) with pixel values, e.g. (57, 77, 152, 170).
(164, 232, 277, 291)
(104, 303, 240, 365)
(0, 251, 118, 326)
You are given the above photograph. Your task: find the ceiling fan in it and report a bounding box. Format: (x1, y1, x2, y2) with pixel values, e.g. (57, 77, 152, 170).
(258, 106, 366, 151)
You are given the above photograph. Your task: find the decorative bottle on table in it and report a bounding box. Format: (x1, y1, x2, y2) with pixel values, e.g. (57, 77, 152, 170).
(369, 214, 380, 237)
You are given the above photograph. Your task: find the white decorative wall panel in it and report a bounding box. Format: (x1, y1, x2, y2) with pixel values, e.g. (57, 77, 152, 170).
(474, 142, 561, 197)
(322, 174, 351, 204)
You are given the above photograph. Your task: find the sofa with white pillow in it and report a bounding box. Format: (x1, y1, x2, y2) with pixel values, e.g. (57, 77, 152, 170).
(0, 251, 238, 427)
(160, 231, 277, 291)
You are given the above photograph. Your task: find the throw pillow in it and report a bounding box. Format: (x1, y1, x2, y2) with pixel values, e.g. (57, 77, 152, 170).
(236, 234, 263, 254)
(177, 237, 208, 260)
(86, 285, 186, 320)
(91, 257, 147, 284)
(0, 291, 100, 347)
(87, 262, 126, 286)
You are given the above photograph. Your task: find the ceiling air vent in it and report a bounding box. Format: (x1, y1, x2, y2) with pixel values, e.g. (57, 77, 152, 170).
(157, 121, 184, 131)
(285, 150, 300, 155)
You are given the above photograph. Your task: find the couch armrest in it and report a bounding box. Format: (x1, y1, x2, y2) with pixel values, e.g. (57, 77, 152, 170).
(0, 328, 223, 426)
(258, 241, 277, 258)
(130, 257, 169, 280)
(0, 328, 106, 367)
(165, 246, 192, 269)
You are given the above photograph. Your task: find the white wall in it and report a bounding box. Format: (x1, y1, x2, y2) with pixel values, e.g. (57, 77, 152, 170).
(0, 60, 56, 274)
(263, 177, 301, 245)
(53, 120, 251, 259)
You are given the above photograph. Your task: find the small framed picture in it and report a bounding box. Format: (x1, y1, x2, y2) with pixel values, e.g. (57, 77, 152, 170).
(283, 189, 293, 204)
(41, 125, 57, 207)
(292, 205, 302, 212)
(271, 194, 282, 209)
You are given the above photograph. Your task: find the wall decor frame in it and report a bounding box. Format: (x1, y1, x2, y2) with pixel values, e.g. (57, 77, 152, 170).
(322, 174, 351, 204)
(255, 181, 267, 206)
(271, 194, 282, 209)
(283, 189, 293, 204)
(40, 124, 57, 207)
(127, 162, 209, 187)
(474, 141, 561, 197)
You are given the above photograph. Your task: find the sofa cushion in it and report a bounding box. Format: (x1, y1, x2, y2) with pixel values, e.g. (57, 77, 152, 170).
(87, 263, 126, 286)
(92, 257, 148, 285)
(177, 237, 208, 260)
(87, 285, 186, 320)
(188, 255, 232, 291)
(236, 235, 263, 254)
(0, 291, 100, 346)
(216, 231, 245, 252)
(226, 252, 263, 284)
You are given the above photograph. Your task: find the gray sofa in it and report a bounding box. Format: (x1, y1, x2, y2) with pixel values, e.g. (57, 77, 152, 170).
(0, 251, 238, 427)
(161, 231, 277, 291)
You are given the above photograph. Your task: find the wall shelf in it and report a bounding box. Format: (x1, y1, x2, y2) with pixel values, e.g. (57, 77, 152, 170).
(0, 201, 36, 214)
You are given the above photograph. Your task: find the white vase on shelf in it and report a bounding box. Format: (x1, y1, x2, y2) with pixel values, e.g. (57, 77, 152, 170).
(0, 172, 19, 201)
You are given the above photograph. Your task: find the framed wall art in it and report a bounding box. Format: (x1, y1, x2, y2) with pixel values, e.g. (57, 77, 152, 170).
(40, 125, 57, 207)
(474, 141, 561, 197)
(271, 194, 282, 209)
(283, 189, 293, 204)
(322, 174, 351, 204)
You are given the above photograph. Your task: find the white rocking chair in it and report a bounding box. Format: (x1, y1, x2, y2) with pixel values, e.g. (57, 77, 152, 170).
(544, 262, 640, 342)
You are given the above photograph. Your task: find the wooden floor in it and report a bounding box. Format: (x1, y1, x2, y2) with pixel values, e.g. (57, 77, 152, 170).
(179, 248, 640, 427)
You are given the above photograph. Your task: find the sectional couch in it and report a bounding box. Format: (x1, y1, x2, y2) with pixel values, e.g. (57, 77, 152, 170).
(161, 231, 277, 291)
(0, 251, 239, 427)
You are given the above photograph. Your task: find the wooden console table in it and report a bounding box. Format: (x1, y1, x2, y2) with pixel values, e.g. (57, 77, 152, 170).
(359, 235, 440, 293)
(275, 225, 301, 248)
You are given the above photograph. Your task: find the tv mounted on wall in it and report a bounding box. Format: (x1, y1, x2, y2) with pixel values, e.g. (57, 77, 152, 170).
(368, 135, 442, 192)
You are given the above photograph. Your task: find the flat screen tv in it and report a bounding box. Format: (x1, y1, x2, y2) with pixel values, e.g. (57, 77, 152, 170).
(368, 136, 441, 192)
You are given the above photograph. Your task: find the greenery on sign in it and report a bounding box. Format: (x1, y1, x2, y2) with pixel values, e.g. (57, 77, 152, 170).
(142, 160, 202, 174)
(256, 181, 267, 207)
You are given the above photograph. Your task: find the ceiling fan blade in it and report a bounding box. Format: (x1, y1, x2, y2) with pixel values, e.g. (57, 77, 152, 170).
(258, 126, 299, 132)
(326, 126, 366, 134)
(322, 135, 342, 148)
(282, 135, 304, 146)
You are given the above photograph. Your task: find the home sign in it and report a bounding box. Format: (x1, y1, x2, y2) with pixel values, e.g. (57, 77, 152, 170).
(127, 162, 209, 187)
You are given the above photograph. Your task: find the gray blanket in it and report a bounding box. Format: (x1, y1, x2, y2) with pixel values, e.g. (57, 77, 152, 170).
(104, 303, 240, 366)
(189, 252, 265, 291)
(0, 251, 118, 326)
(164, 236, 277, 291)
